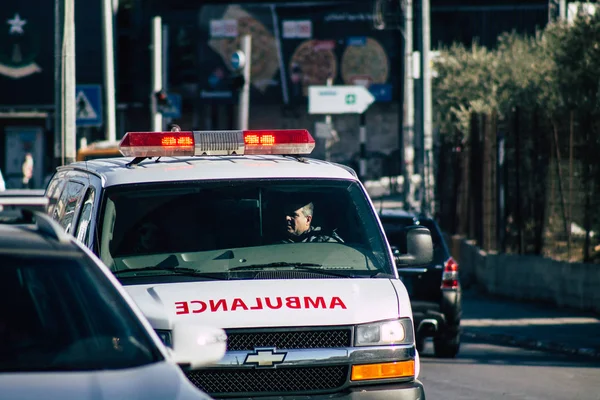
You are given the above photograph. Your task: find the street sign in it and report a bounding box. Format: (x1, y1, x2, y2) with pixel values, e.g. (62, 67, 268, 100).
(369, 84, 393, 102)
(160, 93, 182, 119)
(75, 84, 103, 127)
(346, 36, 367, 46)
(308, 85, 375, 114)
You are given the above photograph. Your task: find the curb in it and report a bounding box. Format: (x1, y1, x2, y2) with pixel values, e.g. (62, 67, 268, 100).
(462, 330, 600, 360)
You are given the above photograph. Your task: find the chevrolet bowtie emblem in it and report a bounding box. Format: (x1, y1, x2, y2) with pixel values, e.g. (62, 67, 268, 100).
(244, 348, 287, 367)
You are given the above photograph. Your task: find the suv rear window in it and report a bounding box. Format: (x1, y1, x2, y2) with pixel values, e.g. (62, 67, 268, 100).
(98, 179, 392, 280)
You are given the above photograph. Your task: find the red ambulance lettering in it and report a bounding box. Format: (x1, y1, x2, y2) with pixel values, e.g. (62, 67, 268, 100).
(174, 296, 347, 314)
(304, 296, 326, 308)
(210, 299, 228, 312)
(175, 301, 189, 315)
(250, 298, 264, 310)
(191, 300, 207, 313)
(330, 296, 347, 309)
(286, 296, 301, 309)
(231, 298, 249, 311)
(265, 297, 283, 309)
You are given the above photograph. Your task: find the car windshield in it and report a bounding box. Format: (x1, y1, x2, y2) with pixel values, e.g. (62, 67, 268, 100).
(0, 254, 163, 372)
(98, 179, 393, 281)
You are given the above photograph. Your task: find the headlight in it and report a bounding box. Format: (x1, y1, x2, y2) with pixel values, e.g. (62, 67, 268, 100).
(155, 329, 172, 348)
(354, 318, 414, 346)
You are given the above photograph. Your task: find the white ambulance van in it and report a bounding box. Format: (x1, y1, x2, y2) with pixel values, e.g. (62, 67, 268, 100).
(45, 128, 433, 400)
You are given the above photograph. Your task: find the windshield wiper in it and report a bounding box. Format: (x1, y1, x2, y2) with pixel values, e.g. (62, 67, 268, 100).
(113, 266, 226, 279)
(228, 262, 363, 278)
(228, 262, 323, 271)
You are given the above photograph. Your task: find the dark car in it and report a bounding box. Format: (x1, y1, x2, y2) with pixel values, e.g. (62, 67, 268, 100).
(379, 208, 462, 358)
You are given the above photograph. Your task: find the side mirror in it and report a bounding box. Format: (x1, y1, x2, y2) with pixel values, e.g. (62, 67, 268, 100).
(170, 322, 227, 370)
(393, 226, 434, 267)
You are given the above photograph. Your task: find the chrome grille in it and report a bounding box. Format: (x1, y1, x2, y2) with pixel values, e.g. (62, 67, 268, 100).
(186, 366, 349, 395)
(226, 328, 352, 351)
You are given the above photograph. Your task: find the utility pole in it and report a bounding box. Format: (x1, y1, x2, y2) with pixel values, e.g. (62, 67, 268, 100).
(413, 1, 422, 207)
(403, 0, 415, 210)
(54, 0, 62, 166)
(151, 16, 163, 131)
(324, 76, 339, 162)
(359, 113, 367, 179)
(54, 0, 76, 166)
(422, 0, 434, 215)
(102, 0, 117, 142)
(238, 34, 252, 130)
(162, 24, 171, 128)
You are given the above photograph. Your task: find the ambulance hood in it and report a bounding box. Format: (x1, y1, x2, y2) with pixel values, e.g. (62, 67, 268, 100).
(124, 278, 410, 330)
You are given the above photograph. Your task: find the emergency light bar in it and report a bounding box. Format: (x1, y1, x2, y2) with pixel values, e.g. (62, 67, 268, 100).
(118, 129, 315, 157)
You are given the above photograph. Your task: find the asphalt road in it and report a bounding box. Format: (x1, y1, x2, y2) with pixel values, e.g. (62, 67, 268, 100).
(418, 288, 600, 399)
(419, 338, 600, 400)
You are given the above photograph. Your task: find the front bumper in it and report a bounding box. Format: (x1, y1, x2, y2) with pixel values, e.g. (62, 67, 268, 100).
(221, 380, 426, 400)
(187, 346, 420, 399)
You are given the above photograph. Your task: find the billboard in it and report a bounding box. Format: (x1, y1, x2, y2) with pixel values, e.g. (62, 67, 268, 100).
(196, 2, 401, 105)
(0, 0, 103, 107)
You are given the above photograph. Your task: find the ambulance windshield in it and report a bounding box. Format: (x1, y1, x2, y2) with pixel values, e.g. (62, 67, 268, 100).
(98, 179, 393, 280)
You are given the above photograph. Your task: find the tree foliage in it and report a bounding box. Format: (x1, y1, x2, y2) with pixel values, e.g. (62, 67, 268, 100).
(433, 10, 600, 138)
(433, 9, 600, 261)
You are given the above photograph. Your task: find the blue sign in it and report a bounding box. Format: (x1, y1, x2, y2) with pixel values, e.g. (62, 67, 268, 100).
(347, 36, 367, 46)
(75, 84, 103, 127)
(369, 84, 393, 102)
(161, 93, 182, 119)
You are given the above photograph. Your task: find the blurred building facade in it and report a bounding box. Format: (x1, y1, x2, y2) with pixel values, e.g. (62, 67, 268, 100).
(0, 0, 548, 187)
(0, 0, 104, 188)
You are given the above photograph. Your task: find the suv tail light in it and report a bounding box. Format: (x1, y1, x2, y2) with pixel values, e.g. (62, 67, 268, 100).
(441, 257, 459, 289)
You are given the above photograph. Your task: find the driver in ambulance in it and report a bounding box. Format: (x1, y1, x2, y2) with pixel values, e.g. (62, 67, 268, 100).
(280, 200, 344, 243)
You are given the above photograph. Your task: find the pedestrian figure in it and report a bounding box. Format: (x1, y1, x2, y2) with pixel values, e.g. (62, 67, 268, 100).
(22, 153, 33, 189)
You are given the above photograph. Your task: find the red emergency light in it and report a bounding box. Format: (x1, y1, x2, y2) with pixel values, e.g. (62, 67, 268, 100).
(242, 130, 314, 155)
(119, 129, 315, 157)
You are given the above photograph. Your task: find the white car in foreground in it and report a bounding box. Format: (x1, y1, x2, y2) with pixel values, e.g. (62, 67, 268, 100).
(0, 209, 226, 400)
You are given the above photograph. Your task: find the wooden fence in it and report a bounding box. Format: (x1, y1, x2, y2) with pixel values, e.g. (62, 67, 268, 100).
(435, 108, 600, 263)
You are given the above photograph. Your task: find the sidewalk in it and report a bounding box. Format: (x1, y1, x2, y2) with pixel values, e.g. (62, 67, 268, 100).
(461, 288, 600, 359)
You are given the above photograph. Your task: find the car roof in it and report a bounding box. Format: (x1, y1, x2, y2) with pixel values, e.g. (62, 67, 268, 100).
(0, 224, 78, 254)
(60, 155, 358, 187)
(0, 211, 79, 255)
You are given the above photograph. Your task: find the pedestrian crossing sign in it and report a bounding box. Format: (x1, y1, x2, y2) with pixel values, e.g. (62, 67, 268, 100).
(75, 84, 103, 127)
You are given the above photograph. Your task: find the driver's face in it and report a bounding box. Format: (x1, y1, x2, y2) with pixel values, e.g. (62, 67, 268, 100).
(286, 207, 311, 236)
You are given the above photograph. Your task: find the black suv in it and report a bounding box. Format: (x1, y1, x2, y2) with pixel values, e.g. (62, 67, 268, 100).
(379, 208, 462, 358)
